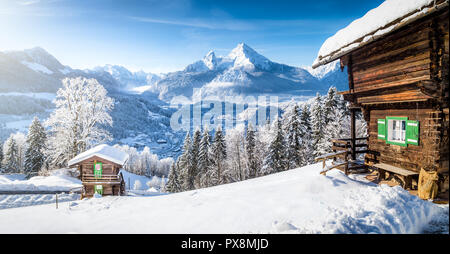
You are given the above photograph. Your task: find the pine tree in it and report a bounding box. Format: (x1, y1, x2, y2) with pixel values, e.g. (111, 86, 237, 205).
(2, 136, 19, 173)
(284, 104, 302, 169)
(245, 124, 258, 178)
(24, 117, 47, 177)
(166, 162, 181, 193)
(191, 129, 201, 188)
(0, 142, 3, 171)
(262, 118, 287, 174)
(310, 93, 325, 158)
(323, 87, 339, 126)
(209, 127, 227, 186)
(198, 127, 212, 187)
(299, 104, 313, 165)
(178, 132, 193, 191)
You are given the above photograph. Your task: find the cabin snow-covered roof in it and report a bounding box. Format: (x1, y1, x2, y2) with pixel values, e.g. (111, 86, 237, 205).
(312, 0, 449, 68)
(68, 144, 129, 167)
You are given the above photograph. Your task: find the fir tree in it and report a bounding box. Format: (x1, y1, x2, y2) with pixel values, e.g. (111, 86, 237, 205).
(0, 142, 3, 171)
(24, 117, 47, 177)
(178, 132, 193, 191)
(262, 118, 287, 174)
(166, 162, 181, 193)
(285, 104, 302, 169)
(310, 93, 325, 158)
(2, 136, 19, 173)
(191, 129, 201, 188)
(245, 124, 258, 178)
(198, 127, 212, 188)
(209, 127, 227, 186)
(299, 104, 313, 165)
(323, 87, 339, 126)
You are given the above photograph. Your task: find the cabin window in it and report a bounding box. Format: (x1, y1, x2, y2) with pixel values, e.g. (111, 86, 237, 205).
(378, 117, 419, 146)
(387, 119, 406, 144)
(94, 185, 103, 195)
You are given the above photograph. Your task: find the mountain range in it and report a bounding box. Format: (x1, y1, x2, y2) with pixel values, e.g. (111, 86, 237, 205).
(0, 43, 347, 157)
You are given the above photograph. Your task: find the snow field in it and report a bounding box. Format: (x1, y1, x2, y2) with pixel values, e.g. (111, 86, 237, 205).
(0, 163, 444, 234)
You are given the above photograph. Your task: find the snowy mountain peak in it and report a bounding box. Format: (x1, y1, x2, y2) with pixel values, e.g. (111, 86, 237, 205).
(228, 43, 270, 70)
(202, 50, 217, 70)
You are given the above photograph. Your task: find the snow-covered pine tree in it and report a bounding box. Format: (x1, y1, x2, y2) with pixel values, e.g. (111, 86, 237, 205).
(299, 104, 313, 165)
(262, 118, 287, 174)
(209, 126, 227, 186)
(2, 135, 19, 173)
(245, 124, 258, 178)
(284, 104, 302, 169)
(166, 162, 181, 193)
(198, 127, 212, 188)
(178, 132, 193, 191)
(24, 117, 47, 177)
(45, 77, 114, 168)
(323, 87, 339, 126)
(0, 141, 3, 171)
(191, 129, 201, 188)
(310, 93, 326, 159)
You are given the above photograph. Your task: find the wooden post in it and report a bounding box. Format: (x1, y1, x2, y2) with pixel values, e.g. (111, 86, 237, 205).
(55, 193, 58, 209)
(350, 108, 356, 161)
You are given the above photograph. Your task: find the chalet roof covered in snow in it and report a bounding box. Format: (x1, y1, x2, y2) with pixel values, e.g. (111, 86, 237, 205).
(68, 144, 129, 167)
(312, 0, 448, 68)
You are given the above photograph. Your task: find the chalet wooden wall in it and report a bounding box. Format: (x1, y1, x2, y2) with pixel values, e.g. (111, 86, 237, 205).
(367, 107, 446, 173)
(79, 156, 120, 176)
(342, 8, 449, 176)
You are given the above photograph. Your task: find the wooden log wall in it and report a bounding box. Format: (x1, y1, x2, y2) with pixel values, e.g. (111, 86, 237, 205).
(347, 9, 449, 105)
(368, 107, 444, 173)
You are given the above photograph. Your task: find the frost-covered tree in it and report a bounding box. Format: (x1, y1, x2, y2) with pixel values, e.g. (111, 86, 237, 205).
(310, 93, 326, 158)
(166, 162, 181, 193)
(160, 175, 166, 192)
(299, 104, 313, 165)
(198, 127, 212, 188)
(0, 142, 3, 170)
(323, 87, 339, 126)
(225, 128, 245, 182)
(262, 118, 287, 174)
(24, 117, 47, 177)
(209, 127, 227, 186)
(245, 124, 258, 178)
(191, 129, 201, 188)
(178, 132, 193, 190)
(2, 135, 19, 173)
(284, 104, 303, 169)
(45, 77, 114, 167)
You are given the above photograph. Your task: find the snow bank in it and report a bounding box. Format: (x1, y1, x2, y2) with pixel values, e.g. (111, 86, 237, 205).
(313, 0, 436, 67)
(0, 193, 79, 210)
(0, 163, 443, 233)
(0, 169, 81, 191)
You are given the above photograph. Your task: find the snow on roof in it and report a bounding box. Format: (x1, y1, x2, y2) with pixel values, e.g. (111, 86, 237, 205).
(312, 0, 447, 68)
(68, 144, 129, 167)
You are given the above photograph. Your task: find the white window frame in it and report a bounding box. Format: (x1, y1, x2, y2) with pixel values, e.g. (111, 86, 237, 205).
(387, 118, 406, 144)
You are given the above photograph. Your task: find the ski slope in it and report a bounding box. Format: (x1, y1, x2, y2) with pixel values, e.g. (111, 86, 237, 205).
(0, 163, 446, 233)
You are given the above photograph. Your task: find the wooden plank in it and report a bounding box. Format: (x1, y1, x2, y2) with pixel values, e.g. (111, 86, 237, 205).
(373, 163, 419, 176)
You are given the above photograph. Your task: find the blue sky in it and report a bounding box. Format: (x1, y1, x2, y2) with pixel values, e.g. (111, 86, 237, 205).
(0, 0, 381, 73)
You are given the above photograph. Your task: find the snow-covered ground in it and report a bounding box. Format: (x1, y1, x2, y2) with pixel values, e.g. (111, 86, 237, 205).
(0, 169, 81, 192)
(0, 193, 79, 210)
(0, 163, 446, 234)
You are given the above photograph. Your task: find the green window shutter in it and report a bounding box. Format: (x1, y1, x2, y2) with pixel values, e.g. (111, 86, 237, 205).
(94, 162, 102, 178)
(406, 120, 419, 145)
(377, 119, 386, 140)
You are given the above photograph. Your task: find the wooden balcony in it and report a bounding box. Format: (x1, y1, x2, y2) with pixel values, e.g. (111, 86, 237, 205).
(81, 174, 121, 185)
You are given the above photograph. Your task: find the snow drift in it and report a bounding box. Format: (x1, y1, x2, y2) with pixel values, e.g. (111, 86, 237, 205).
(0, 163, 443, 233)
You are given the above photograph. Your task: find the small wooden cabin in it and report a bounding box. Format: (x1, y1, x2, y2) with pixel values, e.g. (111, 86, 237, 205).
(313, 0, 449, 193)
(68, 144, 129, 198)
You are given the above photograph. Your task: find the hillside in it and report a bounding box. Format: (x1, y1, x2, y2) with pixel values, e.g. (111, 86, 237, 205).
(0, 163, 445, 233)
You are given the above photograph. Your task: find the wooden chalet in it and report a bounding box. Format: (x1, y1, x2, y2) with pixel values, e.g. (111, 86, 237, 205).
(313, 0, 449, 194)
(68, 144, 129, 198)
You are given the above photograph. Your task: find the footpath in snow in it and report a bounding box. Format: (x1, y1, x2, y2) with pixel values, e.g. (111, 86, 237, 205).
(0, 163, 446, 233)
